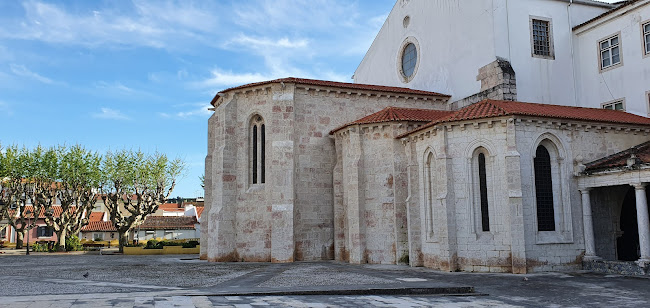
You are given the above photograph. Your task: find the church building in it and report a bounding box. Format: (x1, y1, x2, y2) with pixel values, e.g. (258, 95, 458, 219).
(203, 0, 650, 274)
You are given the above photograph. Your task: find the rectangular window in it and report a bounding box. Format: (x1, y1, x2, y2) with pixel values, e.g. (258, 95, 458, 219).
(37, 226, 53, 237)
(602, 100, 625, 111)
(530, 17, 554, 59)
(600, 34, 621, 70)
(642, 22, 650, 55)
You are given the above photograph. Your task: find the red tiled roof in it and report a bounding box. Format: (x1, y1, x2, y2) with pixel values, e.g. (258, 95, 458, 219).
(330, 107, 455, 134)
(139, 216, 197, 230)
(583, 140, 650, 173)
(573, 0, 640, 30)
(81, 221, 116, 232)
(211, 77, 450, 106)
(158, 203, 183, 211)
(88, 212, 104, 222)
(400, 99, 650, 138)
(195, 206, 204, 219)
(10, 205, 68, 219)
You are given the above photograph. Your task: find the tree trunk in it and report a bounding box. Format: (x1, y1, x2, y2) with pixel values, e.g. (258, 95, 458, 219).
(118, 230, 128, 253)
(55, 229, 66, 252)
(15, 231, 24, 249)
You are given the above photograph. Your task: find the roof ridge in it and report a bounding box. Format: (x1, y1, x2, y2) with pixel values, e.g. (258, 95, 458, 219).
(211, 77, 451, 106)
(397, 99, 650, 139)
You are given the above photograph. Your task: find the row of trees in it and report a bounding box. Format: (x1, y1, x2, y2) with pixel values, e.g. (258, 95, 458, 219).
(0, 145, 184, 252)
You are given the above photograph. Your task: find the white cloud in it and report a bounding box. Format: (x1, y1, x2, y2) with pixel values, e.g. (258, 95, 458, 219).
(9, 64, 55, 84)
(92, 108, 130, 120)
(195, 69, 276, 89)
(94, 81, 136, 94)
(0, 1, 219, 50)
(227, 35, 309, 50)
(158, 103, 212, 119)
(176, 103, 212, 118)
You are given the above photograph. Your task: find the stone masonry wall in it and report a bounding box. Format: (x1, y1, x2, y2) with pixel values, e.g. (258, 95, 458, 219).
(334, 122, 415, 264)
(450, 58, 517, 110)
(404, 115, 650, 273)
(205, 82, 448, 263)
(515, 118, 650, 272)
(292, 88, 447, 261)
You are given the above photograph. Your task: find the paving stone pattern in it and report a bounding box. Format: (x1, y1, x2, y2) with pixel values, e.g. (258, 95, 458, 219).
(1, 254, 649, 307)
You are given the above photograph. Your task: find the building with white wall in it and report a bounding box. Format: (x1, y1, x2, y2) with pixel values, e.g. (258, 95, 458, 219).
(204, 0, 650, 274)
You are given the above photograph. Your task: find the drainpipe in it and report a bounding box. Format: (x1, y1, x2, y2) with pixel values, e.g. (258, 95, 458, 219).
(568, 0, 580, 107)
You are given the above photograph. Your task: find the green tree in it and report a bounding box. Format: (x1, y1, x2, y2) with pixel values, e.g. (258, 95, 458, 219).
(100, 150, 184, 252)
(0, 145, 47, 249)
(40, 145, 102, 251)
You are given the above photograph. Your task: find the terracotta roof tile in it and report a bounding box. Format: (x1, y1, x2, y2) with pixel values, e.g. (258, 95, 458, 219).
(331, 107, 454, 134)
(400, 99, 650, 138)
(158, 203, 183, 211)
(583, 140, 650, 173)
(81, 221, 116, 232)
(211, 77, 450, 106)
(11, 205, 68, 219)
(88, 212, 104, 222)
(139, 216, 197, 230)
(195, 206, 204, 219)
(573, 0, 640, 30)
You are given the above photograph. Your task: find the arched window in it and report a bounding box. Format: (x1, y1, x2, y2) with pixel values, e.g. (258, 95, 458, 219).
(250, 115, 265, 185)
(534, 145, 555, 231)
(425, 152, 435, 239)
(471, 147, 492, 233)
(478, 153, 490, 232)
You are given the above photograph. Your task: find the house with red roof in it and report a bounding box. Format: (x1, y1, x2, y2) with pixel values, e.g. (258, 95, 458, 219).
(203, 0, 650, 275)
(134, 216, 199, 241)
(2, 205, 67, 246)
(79, 212, 117, 241)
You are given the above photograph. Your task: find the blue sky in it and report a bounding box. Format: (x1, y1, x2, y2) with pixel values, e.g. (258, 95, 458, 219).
(0, 0, 395, 197)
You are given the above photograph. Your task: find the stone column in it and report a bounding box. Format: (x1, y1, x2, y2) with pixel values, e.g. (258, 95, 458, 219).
(580, 188, 599, 261)
(632, 183, 650, 264)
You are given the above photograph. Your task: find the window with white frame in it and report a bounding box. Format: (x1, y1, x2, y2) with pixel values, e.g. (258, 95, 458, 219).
(641, 21, 650, 55)
(530, 17, 554, 59)
(93, 233, 104, 241)
(602, 100, 625, 111)
(600, 34, 621, 70)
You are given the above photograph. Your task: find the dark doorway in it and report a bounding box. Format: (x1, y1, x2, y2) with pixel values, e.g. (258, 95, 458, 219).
(617, 187, 641, 261)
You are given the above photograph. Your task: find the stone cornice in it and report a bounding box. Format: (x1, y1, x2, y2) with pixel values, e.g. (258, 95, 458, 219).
(294, 85, 449, 103)
(400, 115, 650, 144)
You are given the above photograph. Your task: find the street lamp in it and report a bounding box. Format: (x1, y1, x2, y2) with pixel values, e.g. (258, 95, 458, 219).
(25, 209, 32, 255)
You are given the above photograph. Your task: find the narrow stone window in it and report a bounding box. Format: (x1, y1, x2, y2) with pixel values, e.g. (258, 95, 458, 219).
(261, 124, 265, 184)
(425, 152, 435, 239)
(478, 153, 490, 232)
(534, 145, 555, 231)
(250, 115, 265, 185)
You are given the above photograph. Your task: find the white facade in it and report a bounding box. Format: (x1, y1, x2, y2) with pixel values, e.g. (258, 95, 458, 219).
(354, 0, 641, 109)
(574, 1, 650, 116)
(135, 229, 198, 241)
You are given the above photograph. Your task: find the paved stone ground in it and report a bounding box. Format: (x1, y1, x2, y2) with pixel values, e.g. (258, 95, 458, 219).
(0, 253, 648, 307)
